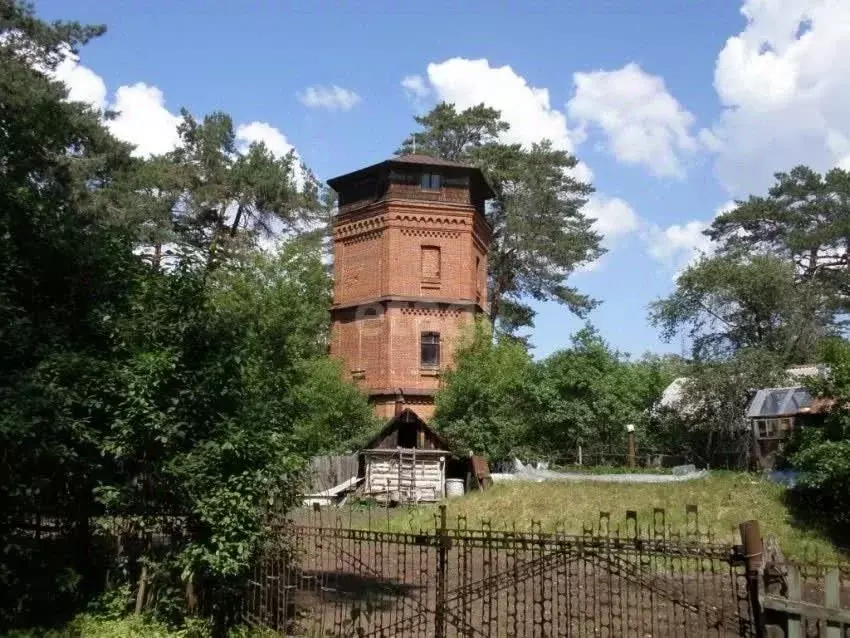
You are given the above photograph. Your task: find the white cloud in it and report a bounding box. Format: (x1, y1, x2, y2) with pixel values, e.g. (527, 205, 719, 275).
(567, 63, 698, 179)
(236, 121, 295, 157)
(297, 85, 361, 111)
(646, 220, 713, 265)
(705, 0, 850, 196)
(585, 195, 639, 240)
(568, 161, 594, 184)
(644, 201, 735, 273)
(53, 51, 107, 110)
(49, 55, 303, 167)
(714, 200, 737, 219)
(401, 74, 429, 100)
(106, 83, 181, 157)
(48, 51, 180, 157)
(576, 195, 640, 273)
(424, 57, 576, 152)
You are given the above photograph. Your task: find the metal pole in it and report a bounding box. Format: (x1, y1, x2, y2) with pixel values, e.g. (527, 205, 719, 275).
(435, 504, 448, 638)
(627, 431, 636, 468)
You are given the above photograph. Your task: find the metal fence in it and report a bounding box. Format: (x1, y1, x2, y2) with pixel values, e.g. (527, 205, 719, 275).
(244, 507, 755, 637)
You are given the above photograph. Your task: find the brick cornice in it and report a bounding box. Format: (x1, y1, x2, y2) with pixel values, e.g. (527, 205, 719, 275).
(331, 295, 484, 313)
(368, 388, 438, 399)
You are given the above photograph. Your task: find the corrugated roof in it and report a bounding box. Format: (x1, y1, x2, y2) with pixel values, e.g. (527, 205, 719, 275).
(745, 387, 813, 418)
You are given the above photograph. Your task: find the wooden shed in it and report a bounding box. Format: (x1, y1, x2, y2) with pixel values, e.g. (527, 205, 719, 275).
(746, 386, 829, 470)
(360, 408, 465, 503)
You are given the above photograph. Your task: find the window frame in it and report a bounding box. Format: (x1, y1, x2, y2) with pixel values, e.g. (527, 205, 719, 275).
(420, 331, 441, 368)
(420, 172, 442, 191)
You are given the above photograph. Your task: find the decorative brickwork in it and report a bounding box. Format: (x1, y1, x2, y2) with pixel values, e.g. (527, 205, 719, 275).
(327, 155, 492, 420)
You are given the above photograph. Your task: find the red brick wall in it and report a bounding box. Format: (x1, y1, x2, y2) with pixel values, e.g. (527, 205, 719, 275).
(330, 187, 489, 421)
(384, 225, 472, 300)
(333, 230, 384, 305)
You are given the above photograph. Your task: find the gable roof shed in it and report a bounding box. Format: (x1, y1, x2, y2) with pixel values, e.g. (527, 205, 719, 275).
(745, 387, 813, 419)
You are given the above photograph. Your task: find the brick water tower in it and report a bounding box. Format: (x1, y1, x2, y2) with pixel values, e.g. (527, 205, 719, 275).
(327, 154, 493, 420)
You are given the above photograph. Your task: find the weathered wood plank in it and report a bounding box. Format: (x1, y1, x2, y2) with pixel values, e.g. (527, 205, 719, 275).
(786, 564, 802, 638)
(824, 567, 841, 638)
(762, 596, 850, 624)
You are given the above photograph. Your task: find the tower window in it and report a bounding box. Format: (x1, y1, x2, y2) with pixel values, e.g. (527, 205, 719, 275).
(420, 332, 440, 367)
(421, 246, 441, 280)
(420, 172, 441, 191)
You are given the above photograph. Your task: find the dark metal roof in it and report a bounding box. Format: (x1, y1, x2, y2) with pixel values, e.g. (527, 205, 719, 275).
(746, 387, 813, 418)
(326, 154, 496, 200)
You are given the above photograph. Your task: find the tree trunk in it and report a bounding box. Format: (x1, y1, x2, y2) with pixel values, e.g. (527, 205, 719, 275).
(134, 563, 148, 615)
(229, 203, 244, 238)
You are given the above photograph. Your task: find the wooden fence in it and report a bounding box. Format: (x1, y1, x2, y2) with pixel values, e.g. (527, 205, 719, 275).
(304, 455, 358, 494)
(759, 559, 850, 637)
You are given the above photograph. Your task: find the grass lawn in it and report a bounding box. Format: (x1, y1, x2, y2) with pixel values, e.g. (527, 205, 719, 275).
(371, 471, 841, 561)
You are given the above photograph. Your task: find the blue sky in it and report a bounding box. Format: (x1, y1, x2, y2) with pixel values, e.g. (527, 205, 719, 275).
(37, 0, 850, 358)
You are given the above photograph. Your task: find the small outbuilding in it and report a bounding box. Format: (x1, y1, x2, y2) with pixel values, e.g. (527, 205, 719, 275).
(360, 407, 468, 503)
(746, 386, 829, 469)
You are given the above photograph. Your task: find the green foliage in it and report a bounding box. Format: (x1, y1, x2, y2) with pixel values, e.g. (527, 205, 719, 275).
(9, 613, 278, 638)
(709, 165, 850, 313)
(786, 340, 850, 543)
(531, 327, 673, 456)
(647, 349, 787, 467)
(652, 166, 850, 363)
(434, 323, 673, 462)
(398, 102, 508, 161)
(433, 321, 537, 461)
(399, 102, 602, 334)
(0, 2, 372, 630)
(790, 441, 850, 533)
(649, 255, 826, 362)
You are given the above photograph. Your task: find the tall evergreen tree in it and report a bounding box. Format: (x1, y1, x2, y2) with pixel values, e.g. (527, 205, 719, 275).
(651, 166, 849, 363)
(399, 103, 603, 335)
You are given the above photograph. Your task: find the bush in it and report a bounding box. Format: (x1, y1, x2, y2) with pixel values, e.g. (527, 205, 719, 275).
(789, 440, 850, 540)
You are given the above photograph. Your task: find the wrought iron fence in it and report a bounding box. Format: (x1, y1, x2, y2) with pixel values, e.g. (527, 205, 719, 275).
(244, 506, 755, 637)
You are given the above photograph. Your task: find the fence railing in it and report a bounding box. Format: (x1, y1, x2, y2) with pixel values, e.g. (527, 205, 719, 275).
(245, 506, 757, 637)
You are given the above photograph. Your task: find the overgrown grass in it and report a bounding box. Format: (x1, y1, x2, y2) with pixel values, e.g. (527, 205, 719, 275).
(378, 472, 842, 561)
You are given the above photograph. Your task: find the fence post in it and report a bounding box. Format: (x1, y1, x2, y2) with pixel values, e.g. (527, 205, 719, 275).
(435, 504, 448, 638)
(825, 567, 841, 638)
(740, 520, 765, 638)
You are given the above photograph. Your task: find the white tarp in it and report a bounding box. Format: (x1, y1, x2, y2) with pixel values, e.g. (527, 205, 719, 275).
(491, 459, 708, 484)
